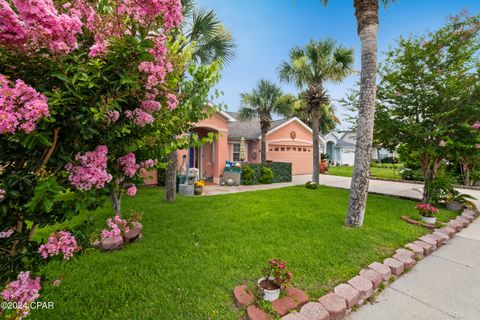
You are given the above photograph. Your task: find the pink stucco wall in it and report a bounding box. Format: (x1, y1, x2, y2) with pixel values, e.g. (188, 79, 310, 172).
(265, 120, 316, 175)
(176, 112, 230, 184)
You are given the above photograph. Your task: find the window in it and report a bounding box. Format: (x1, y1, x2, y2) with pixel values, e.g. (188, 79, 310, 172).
(232, 143, 240, 161)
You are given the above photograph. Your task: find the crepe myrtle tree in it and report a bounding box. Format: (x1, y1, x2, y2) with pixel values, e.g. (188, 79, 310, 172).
(0, 0, 190, 281)
(374, 12, 480, 202)
(443, 85, 480, 186)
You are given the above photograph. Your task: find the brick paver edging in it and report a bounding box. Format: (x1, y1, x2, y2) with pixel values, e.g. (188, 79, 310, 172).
(232, 208, 479, 320)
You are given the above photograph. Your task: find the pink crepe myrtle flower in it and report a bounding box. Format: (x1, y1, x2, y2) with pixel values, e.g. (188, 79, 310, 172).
(166, 93, 178, 110)
(0, 0, 28, 46)
(139, 159, 157, 169)
(101, 215, 129, 240)
(106, 110, 120, 123)
(65, 145, 112, 190)
(0, 0, 83, 53)
(0, 229, 14, 238)
(127, 185, 137, 196)
(140, 100, 161, 113)
(0, 188, 5, 200)
(117, 153, 137, 177)
(38, 231, 80, 260)
(1, 271, 41, 305)
(52, 279, 61, 287)
(473, 121, 480, 130)
(125, 108, 154, 127)
(438, 140, 446, 147)
(88, 41, 108, 58)
(0, 75, 49, 134)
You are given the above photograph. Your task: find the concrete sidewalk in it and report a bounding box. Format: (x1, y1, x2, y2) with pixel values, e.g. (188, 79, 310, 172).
(204, 174, 480, 203)
(347, 218, 480, 320)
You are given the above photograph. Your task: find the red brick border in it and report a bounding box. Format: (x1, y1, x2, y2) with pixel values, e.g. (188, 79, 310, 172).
(233, 209, 478, 320)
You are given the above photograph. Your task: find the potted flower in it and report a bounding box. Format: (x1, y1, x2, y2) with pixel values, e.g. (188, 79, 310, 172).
(194, 180, 205, 195)
(257, 259, 292, 301)
(415, 203, 439, 224)
(445, 190, 476, 212)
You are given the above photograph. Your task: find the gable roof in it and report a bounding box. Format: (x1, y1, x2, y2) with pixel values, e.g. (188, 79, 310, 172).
(226, 112, 289, 139)
(226, 112, 326, 144)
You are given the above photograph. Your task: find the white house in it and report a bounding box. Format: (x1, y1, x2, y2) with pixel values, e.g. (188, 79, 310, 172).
(322, 132, 396, 165)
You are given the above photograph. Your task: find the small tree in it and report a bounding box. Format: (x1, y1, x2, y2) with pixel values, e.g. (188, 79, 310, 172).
(374, 12, 480, 202)
(0, 0, 197, 281)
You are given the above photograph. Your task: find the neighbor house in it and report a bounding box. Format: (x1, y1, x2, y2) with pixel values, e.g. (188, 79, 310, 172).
(176, 111, 326, 183)
(322, 132, 395, 165)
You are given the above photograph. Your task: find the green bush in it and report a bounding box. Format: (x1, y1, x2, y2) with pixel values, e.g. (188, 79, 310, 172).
(241, 162, 292, 185)
(259, 166, 274, 184)
(241, 164, 256, 185)
(305, 181, 319, 189)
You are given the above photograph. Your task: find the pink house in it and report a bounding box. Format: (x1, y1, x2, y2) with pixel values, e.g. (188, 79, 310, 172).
(176, 111, 325, 183)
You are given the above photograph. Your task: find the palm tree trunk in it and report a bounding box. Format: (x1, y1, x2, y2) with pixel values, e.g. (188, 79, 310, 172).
(345, 0, 379, 227)
(261, 130, 267, 164)
(311, 106, 320, 184)
(165, 149, 178, 203)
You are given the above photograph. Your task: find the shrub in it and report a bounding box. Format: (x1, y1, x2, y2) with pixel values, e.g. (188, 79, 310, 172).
(242, 162, 292, 185)
(259, 166, 274, 184)
(268, 162, 292, 183)
(305, 181, 319, 189)
(241, 164, 256, 185)
(381, 156, 398, 164)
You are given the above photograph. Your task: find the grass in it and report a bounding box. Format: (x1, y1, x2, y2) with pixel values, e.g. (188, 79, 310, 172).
(32, 186, 457, 320)
(326, 165, 403, 180)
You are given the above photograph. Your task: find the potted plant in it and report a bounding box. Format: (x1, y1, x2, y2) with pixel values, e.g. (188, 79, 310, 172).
(415, 203, 439, 224)
(320, 153, 329, 173)
(194, 180, 205, 195)
(257, 259, 292, 301)
(445, 190, 476, 211)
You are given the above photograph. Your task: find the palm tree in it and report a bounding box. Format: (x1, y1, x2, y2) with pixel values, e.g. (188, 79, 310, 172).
(319, 0, 394, 227)
(279, 39, 354, 184)
(164, 0, 237, 203)
(291, 99, 341, 135)
(238, 80, 295, 164)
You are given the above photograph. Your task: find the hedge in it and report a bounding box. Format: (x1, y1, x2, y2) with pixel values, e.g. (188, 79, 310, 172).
(241, 162, 292, 185)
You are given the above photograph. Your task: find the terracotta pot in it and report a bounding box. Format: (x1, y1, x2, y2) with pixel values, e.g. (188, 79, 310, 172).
(194, 186, 203, 195)
(320, 160, 329, 174)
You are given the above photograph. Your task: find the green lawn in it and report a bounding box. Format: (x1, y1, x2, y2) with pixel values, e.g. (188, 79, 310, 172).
(326, 165, 403, 180)
(32, 186, 456, 320)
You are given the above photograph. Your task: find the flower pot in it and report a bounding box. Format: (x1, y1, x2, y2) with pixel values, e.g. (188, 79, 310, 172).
(446, 201, 462, 212)
(320, 160, 329, 174)
(194, 186, 203, 195)
(421, 216, 436, 224)
(257, 277, 280, 301)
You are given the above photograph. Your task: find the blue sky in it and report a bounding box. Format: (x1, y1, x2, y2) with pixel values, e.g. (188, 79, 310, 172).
(196, 0, 480, 128)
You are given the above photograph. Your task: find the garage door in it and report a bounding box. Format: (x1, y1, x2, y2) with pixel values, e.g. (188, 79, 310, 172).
(267, 145, 313, 175)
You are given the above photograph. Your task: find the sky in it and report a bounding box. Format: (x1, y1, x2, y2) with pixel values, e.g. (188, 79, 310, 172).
(196, 0, 480, 129)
